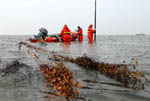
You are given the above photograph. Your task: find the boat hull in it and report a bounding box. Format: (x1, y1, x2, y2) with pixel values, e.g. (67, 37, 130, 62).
(29, 33, 78, 43)
(30, 37, 60, 43)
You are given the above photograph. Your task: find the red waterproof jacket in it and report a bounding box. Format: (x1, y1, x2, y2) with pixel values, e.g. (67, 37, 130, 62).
(76, 28, 83, 41)
(60, 25, 71, 42)
(87, 25, 95, 42)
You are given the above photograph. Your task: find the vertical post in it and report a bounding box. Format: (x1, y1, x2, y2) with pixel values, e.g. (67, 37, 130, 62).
(94, 0, 97, 41)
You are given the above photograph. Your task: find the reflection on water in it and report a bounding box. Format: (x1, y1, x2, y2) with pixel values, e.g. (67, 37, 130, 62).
(60, 42, 71, 52)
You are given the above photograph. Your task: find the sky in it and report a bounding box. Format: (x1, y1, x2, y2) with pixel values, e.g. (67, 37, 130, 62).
(0, 0, 150, 35)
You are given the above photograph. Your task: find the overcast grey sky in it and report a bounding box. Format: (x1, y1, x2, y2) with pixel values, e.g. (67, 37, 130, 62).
(0, 0, 150, 35)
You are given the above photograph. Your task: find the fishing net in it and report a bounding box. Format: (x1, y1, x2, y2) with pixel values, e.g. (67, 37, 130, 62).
(61, 55, 146, 89)
(18, 42, 81, 98)
(18, 42, 147, 98)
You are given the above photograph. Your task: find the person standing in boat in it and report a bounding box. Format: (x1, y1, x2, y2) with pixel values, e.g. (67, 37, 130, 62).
(33, 27, 48, 40)
(60, 25, 71, 42)
(76, 26, 83, 41)
(87, 24, 96, 43)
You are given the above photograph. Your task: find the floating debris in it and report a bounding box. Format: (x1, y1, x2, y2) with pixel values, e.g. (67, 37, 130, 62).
(19, 42, 81, 98)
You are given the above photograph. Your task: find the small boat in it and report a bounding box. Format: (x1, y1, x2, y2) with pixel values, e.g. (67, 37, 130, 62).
(29, 37, 60, 43)
(29, 33, 78, 43)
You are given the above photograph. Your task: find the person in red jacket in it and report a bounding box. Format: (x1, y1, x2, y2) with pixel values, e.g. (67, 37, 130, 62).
(87, 24, 96, 43)
(76, 26, 83, 41)
(60, 25, 71, 42)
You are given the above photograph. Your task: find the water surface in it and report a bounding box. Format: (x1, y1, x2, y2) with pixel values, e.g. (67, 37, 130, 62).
(0, 35, 150, 101)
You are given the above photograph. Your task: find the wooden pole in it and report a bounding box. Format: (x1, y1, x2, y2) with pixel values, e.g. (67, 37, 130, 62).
(94, 0, 97, 41)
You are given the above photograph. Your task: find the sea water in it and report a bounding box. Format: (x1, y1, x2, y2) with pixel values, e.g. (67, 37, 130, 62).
(0, 35, 150, 101)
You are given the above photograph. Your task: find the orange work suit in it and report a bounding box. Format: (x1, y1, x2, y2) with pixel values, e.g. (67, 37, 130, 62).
(76, 28, 83, 41)
(87, 27, 95, 43)
(60, 26, 71, 42)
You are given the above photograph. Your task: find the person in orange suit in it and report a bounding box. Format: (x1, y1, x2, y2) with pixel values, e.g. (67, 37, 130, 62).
(87, 24, 96, 43)
(60, 25, 71, 42)
(76, 26, 83, 41)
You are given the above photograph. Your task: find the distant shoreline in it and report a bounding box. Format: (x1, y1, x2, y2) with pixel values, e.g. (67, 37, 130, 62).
(136, 34, 145, 35)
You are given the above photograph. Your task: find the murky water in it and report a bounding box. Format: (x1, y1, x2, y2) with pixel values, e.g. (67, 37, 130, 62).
(0, 35, 150, 101)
